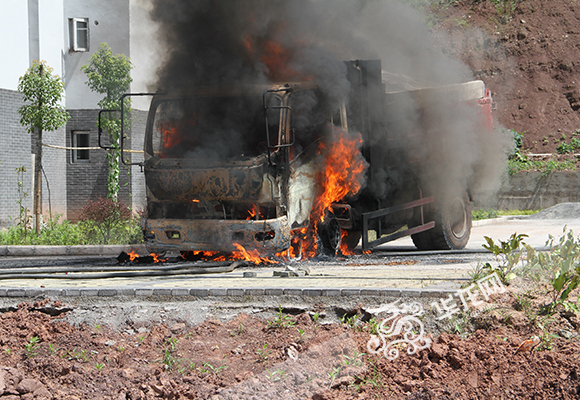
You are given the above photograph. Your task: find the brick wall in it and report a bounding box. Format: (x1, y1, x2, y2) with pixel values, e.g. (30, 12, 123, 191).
(0, 89, 33, 227)
(65, 109, 133, 221)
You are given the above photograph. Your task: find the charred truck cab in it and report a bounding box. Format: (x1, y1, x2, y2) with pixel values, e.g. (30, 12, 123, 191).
(116, 60, 493, 256)
(138, 82, 328, 254)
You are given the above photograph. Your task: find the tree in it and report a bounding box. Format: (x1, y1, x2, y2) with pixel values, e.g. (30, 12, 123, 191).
(82, 43, 133, 201)
(17, 60, 69, 236)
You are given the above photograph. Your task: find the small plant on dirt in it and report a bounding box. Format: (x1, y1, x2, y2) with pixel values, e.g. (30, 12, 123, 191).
(138, 335, 145, 343)
(364, 317, 380, 335)
(229, 321, 244, 337)
(256, 343, 271, 363)
(117, 346, 125, 352)
(158, 337, 181, 370)
(48, 343, 58, 355)
(296, 328, 305, 342)
(160, 349, 179, 370)
(352, 358, 384, 392)
(65, 348, 91, 363)
(327, 366, 341, 386)
(340, 313, 360, 330)
(524, 229, 580, 313)
(197, 362, 227, 375)
(443, 312, 472, 338)
(342, 350, 365, 367)
(4, 349, 11, 355)
(24, 336, 40, 358)
(480, 233, 529, 284)
(267, 306, 295, 329)
(266, 369, 286, 382)
(95, 363, 105, 371)
(537, 331, 559, 351)
(311, 311, 320, 324)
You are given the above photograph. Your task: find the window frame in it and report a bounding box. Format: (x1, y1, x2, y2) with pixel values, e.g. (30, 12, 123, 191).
(72, 131, 91, 163)
(69, 17, 90, 52)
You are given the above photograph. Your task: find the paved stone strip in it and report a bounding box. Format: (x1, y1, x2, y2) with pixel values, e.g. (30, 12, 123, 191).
(0, 287, 455, 298)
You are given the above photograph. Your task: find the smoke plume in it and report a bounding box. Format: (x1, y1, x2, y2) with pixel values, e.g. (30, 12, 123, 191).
(149, 0, 511, 204)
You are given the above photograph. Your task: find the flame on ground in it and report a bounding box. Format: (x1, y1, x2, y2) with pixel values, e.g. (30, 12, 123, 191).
(128, 250, 139, 262)
(233, 243, 276, 264)
(151, 253, 168, 263)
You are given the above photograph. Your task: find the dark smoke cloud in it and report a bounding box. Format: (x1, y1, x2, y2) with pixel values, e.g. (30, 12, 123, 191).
(150, 0, 511, 203)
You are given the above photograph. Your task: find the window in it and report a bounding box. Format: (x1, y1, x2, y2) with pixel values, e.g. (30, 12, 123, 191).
(69, 18, 89, 52)
(72, 131, 90, 162)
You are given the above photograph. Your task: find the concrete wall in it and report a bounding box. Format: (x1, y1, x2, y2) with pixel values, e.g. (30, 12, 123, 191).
(490, 171, 580, 210)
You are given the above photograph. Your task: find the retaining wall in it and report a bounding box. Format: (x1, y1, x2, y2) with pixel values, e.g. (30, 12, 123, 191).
(493, 171, 580, 210)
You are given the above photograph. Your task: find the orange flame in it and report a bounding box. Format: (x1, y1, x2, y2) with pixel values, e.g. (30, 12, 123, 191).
(298, 128, 368, 256)
(339, 230, 356, 256)
(128, 250, 139, 262)
(242, 33, 311, 82)
(233, 243, 276, 264)
(313, 128, 366, 220)
(246, 204, 257, 220)
(151, 253, 167, 263)
(159, 114, 198, 155)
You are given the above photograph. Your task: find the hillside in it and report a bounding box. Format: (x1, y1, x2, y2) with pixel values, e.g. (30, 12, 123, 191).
(431, 0, 580, 155)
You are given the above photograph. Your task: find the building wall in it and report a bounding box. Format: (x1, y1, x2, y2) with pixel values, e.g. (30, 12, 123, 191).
(65, 109, 132, 221)
(63, 0, 130, 109)
(0, 89, 33, 227)
(0, 2, 30, 91)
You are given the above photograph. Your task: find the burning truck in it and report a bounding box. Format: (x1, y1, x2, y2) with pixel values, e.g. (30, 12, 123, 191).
(116, 59, 493, 259)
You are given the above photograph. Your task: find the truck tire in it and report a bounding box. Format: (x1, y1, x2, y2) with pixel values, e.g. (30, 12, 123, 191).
(341, 230, 362, 251)
(412, 191, 471, 250)
(317, 211, 342, 256)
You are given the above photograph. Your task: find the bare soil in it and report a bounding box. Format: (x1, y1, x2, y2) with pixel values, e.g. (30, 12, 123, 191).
(432, 0, 580, 154)
(0, 292, 579, 400)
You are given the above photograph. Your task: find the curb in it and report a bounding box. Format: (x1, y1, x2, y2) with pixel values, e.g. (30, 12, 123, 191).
(0, 245, 147, 257)
(0, 287, 456, 299)
(471, 216, 512, 227)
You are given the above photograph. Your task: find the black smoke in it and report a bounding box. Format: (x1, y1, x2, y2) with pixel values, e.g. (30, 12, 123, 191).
(149, 0, 511, 203)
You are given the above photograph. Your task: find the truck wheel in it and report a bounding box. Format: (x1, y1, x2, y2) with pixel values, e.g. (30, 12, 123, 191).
(341, 230, 362, 251)
(412, 191, 471, 250)
(317, 211, 342, 256)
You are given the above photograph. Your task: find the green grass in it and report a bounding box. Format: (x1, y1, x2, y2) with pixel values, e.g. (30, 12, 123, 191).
(472, 209, 540, 221)
(0, 214, 143, 246)
(508, 155, 578, 176)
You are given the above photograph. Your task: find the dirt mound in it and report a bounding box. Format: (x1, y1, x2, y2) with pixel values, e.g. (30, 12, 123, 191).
(0, 296, 578, 399)
(432, 0, 580, 154)
(526, 202, 580, 219)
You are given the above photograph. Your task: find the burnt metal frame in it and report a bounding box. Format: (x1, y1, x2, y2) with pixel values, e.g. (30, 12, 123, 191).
(119, 92, 159, 167)
(263, 87, 294, 165)
(361, 196, 435, 250)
